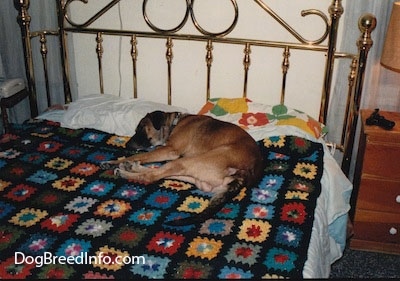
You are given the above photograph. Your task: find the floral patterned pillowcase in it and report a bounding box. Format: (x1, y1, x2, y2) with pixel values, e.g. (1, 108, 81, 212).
(197, 97, 327, 139)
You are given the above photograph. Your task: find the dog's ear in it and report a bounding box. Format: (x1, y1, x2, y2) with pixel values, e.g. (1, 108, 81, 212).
(148, 111, 166, 130)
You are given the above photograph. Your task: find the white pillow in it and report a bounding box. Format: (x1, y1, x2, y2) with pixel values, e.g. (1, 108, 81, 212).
(61, 94, 188, 136)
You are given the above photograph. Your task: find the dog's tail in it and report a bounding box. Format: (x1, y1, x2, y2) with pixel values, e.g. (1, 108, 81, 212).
(166, 178, 244, 226)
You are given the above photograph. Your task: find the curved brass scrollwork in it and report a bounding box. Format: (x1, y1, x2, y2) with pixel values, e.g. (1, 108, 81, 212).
(143, 0, 238, 37)
(142, 0, 190, 33)
(63, 0, 238, 37)
(63, 0, 121, 28)
(190, 0, 238, 37)
(62, 0, 327, 43)
(254, 0, 329, 45)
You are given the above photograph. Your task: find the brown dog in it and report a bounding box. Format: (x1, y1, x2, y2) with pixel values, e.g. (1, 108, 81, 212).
(101, 111, 264, 225)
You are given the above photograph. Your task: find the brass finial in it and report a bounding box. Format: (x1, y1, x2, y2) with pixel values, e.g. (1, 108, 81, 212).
(357, 13, 377, 50)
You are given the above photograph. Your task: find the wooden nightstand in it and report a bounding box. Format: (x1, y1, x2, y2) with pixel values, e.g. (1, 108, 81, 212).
(350, 109, 400, 255)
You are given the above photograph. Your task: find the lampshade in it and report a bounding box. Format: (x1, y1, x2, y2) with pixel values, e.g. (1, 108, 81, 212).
(381, 2, 400, 72)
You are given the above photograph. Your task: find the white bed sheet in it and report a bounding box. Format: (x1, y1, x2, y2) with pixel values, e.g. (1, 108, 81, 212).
(37, 95, 352, 278)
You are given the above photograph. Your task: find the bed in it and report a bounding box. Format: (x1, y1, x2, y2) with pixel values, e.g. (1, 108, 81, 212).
(0, 0, 376, 279)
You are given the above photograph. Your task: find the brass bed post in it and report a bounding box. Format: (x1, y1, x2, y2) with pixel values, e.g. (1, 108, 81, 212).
(205, 40, 213, 101)
(39, 34, 51, 108)
(14, 0, 38, 117)
(131, 35, 138, 99)
(243, 43, 251, 98)
(319, 0, 343, 124)
(341, 14, 376, 176)
(166, 37, 173, 105)
(96, 32, 105, 94)
(57, 0, 72, 104)
(281, 46, 290, 104)
(341, 58, 358, 149)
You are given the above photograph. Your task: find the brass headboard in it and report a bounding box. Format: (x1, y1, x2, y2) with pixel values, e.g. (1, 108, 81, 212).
(14, 0, 376, 175)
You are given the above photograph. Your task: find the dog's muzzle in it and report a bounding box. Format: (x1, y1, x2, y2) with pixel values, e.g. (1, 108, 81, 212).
(125, 131, 152, 151)
(125, 135, 158, 153)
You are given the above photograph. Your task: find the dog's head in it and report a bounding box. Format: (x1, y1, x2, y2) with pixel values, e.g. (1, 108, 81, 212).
(126, 111, 175, 151)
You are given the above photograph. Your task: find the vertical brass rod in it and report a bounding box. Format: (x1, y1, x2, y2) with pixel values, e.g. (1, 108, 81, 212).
(341, 57, 357, 147)
(319, 0, 344, 124)
(341, 14, 376, 175)
(57, 0, 72, 104)
(166, 37, 173, 105)
(243, 43, 251, 98)
(281, 46, 290, 104)
(39, 33, 51, 107)
(205, 39, 213, 101)
(131, 35, 138, 99)
(96, 32, 104, 94)
(15, 0, 38, 117)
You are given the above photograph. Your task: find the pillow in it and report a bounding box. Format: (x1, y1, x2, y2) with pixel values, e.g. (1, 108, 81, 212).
(198, 97, 327, 139)
(61, 94, 188, 137)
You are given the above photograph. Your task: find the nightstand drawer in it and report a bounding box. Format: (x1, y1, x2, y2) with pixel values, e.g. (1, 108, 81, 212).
(353, 210, 400, 244)
(363, 141, 400, 181)
(357, 177, 400, 214)
(351, 110, 400, 254)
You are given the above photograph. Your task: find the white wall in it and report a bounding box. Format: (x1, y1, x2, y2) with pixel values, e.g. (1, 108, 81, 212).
(68, 0, 348, 117)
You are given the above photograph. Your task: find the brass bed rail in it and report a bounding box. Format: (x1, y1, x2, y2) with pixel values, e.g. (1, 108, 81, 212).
(14, 0, 376, 176)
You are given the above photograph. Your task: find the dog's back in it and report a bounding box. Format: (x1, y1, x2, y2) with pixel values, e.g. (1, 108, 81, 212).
(168, 115, 263, 184)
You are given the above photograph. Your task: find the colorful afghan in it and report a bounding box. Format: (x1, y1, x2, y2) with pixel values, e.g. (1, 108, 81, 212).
(0, 119, 323, 279)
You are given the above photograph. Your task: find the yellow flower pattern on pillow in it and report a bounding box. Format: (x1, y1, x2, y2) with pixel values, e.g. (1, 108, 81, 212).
(198, 98, 327, 139)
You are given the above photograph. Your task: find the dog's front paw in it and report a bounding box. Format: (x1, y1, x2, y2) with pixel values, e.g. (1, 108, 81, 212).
(114, 168, 152, 184)
(100, 161, 116, 170)
(119, 161, 145, 172)
(114, 168, 122, 177)
(119, 161, 133, 171)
